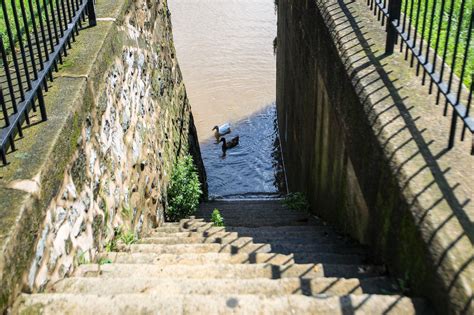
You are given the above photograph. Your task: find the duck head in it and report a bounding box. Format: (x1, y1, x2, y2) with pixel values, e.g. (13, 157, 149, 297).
(212, 126, 219, 132)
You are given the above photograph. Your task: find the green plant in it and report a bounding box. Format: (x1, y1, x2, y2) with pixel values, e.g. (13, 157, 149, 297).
(397, 272, 411, 295)
(211, 208, 225, 227)
(283, 192, 310, 213)
(105, 239, 117, 252)
(104, 226, 122, 252)
(122, 204, 133, 219)
(120, 231, 137, 245)
(77, 251, 89, 265)
(98, 257, 113, 265)
(166, 154, 202, 221)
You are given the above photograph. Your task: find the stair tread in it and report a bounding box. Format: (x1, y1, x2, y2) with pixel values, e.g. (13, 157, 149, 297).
(103, 252, 295, 265)
(74, 263, 386, 279)
(16, 293, 428, 315)
(51, 276, 398, 296)
(130, 242, 272, 254)
(16, 200, 428, 313)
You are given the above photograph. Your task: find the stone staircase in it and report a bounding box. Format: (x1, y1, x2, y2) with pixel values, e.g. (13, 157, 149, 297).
(13, 200, 429, 314)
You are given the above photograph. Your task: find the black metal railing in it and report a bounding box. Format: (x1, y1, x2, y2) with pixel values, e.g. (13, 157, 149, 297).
(0, 0, 96, 165)
(367, 0, 473, 153)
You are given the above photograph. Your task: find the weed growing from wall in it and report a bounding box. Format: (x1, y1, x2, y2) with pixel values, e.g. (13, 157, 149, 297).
(283, 192, 310, 213)
(166, 154, 202, 221)
(211, 209, 225, 227)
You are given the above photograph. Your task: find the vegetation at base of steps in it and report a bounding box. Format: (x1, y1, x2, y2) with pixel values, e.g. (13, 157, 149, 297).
(166, 154, 202, 222)
(105, 227, 137, 252)
(211, 209, 225, 227)
(283, 192, 310, 213)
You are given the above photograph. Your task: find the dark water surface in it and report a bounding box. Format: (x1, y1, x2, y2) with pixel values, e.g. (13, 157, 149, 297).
(169, 0, 284, 198)
(200, 104, 286, 199)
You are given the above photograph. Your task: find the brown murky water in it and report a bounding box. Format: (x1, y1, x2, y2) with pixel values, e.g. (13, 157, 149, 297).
(169, 0, 285, 198)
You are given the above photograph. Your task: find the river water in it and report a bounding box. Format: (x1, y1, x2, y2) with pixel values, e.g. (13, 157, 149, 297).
(169, 0, 285, 199)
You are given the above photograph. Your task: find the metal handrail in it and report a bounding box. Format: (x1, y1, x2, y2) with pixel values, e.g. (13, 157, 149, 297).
(0, 0, 96, 165)
(369, 0, 473, 153)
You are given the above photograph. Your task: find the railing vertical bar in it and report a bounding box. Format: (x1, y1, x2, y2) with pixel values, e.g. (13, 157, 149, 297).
(437, 0, 456, 104)
(461, 82, 473, 141)
(19, 0, 39, 81)
(35, 0, 50, 61)
(11, 0, 33, 95)
(416, 0, 430, 76)
(42, 0, 59, 76)
(0, 146, 6, 165)
(87, 0, 97, 27)
(75, 0, 83, 28)
(37, 87, 47, 121)
(385, 0, 401, 54)
(0, 37, 18, 113)
(60, 0, 74, 47)
(456, 12, 473, 108)
(410, 0, 422, 67)
(381, 0, 386, 25)
(27, 0, 45, 72)
(405, 0, 415, 60)
(1, 0, 25, 102)
(56, 0, 66, 37)
(446, 0, 467, 98)
(443, 0, 467, 117)
(421, 0, 437, 85)
(48, 0, 60, 45)
(0, 86, 10, 127)
(47, 0, 63, 65)
(400, 0, 409, 52)
(429, 0, 446, 94)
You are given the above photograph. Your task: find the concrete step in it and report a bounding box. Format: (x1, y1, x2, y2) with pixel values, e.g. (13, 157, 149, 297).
(290, 253, 369, 265)
(139, 236, 253, 246)
(189, 216, 319, 227)
(162, 222, 180, 227)
(129, 243, 272, 254)
(226, 226, 340, 233)
(152, 226, 183, 233)
(103, 252, 295, 265)
(150, 231, 239, 238)
(270, 251, 366, 265)
(269, 242, 366, 255)
(51, 277, 398, 296)
(15, 293, 428, 314)
(249, 235, 359, 247)
(139, 236, 365, 256)
(198, 200, 291, 213)
(227, 227, 353, 239)
(74, 263, 385, 279)
(155, 225, 341, 235)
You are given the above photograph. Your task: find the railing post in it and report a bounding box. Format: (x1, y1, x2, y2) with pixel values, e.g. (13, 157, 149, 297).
(385, 0, 402, 55)
(87, 0, 97, 27)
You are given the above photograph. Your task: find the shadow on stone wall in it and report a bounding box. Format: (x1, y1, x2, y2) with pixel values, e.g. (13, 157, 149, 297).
(276, 0, 472, 313)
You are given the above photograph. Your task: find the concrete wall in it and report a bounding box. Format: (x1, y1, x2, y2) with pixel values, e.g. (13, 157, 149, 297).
(276, 1, 472, 314)
(0, 0, 206, 310)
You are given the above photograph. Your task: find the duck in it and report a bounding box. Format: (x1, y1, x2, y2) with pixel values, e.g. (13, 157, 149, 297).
(220, 136, 239, 156)
(212, 123, 231, 141)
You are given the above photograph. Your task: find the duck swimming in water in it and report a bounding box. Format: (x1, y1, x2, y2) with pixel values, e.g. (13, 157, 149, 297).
(212, 123, 231, 141)
(220, 136, 239, 156)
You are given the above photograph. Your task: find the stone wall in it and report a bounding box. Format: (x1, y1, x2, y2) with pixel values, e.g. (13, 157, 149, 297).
(276, 1, 472, 314)
(0, 0, 206, 309)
